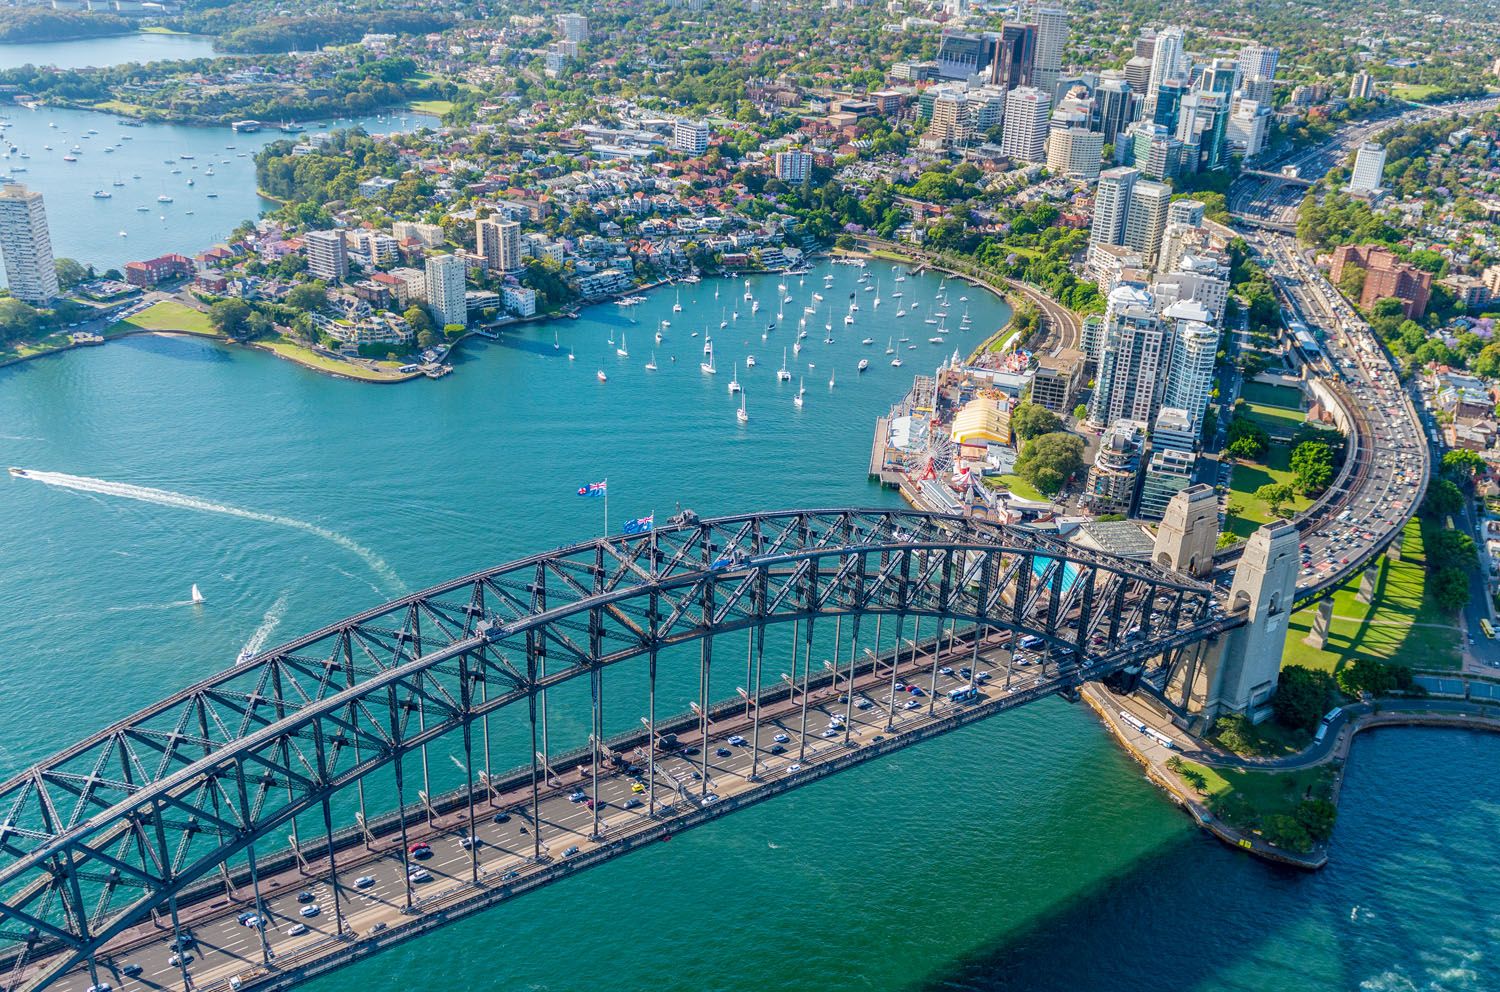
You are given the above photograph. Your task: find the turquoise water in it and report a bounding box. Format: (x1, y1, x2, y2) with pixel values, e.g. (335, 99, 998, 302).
(2, 261, 1498, 991)
(0, 106, 437, 275)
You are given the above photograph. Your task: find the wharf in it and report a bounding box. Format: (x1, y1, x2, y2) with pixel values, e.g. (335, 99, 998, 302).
(868, 416, 904, 487)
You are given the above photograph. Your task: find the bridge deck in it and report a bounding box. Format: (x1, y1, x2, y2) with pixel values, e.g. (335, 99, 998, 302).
(32, 629, 1111, 992)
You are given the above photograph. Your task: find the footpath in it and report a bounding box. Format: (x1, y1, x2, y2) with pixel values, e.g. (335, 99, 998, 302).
(1083, 677, 1500, 870)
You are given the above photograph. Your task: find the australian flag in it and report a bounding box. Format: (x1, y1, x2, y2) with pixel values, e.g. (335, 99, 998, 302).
(577, 480, 608, 497)
(622, 515, 654, 535)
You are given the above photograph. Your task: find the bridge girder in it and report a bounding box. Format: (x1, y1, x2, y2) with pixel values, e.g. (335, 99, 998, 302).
(0, 508, 1235, 990)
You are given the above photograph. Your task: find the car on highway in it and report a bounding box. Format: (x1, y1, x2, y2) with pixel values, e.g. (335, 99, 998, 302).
(370, 922, 388, 934)
(727, 734, 747, 746)
(297, 890, 315, 903)
(563, 846, 581, 859)
(786, 763, 802, 773)
(87, 984, 110, 992)
(773, 732, 790, 744)
(355, 875, 375, 889)
(715, 747, 731, 757)
(287, 923, 309, 937)
(120, 966, 142, 979)
(492, 811, 511, 823)
(569, 789, 587, 803)
(460, 835, 482, 849)
(168, 954, 192, 968)
(408, 842, 432, 859)
(769, 744, 786, 755)
(299, 904, 321, 918)
(408, 868, 432, 883)
(624, 797, 643, 809)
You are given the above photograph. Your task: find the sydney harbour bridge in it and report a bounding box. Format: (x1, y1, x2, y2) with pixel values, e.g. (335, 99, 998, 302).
(0, 503, 1280, 992)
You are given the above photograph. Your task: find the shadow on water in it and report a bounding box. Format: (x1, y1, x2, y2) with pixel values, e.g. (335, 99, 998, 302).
(913, 727, 1500, 992)
(116, 332, 234, 364)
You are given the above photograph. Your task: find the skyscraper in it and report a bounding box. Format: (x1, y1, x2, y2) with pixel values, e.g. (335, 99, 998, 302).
(1348, 142, 1386, 194)
(1123, 179, 1172, 265)
(997, 23, 1038, 89)
(477, 217, 523, 272)
(0, 184, 59, 305)
(557, 13, 589, 43)
(673, 119, 710, 155)
(1000, 86, 1051, 162)
(1031, 7, 1069, 100)
(1046, 118, 1103, 179)
(1090, 167, 1139, 246)
(1093, 75, 1134, 147)
(1090, 285, 1167, 427)
(1349, 71, 1376, 100)
(1145, 25, 1186, 114)
(1237, 45, 1278, 86)
(425, 254, 467, 329)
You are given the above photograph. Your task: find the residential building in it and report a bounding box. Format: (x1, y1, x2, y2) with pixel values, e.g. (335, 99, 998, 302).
(1122, 180, 1171, 266)
(1484, 264, 1500, 299)
(0, 183, 58, 305)
(124, 253, 193, 289)
(1347, 142, 1386, 195)
(774, 149, 814, 184)
(477, 217, 524, 272)
(392, 221, 445, 248)
(1089, 286, 1166, 427)
(1349, 71, 1376, 100)
(1329, 244, 1432, 318)
(1001, 87, 1052, 162)
(1167, 199, 1205, 227)
(1151, 406, 1198, 452)
(1160, 300, 1219, 429)
(1154, 253, 1230, 321)
(303, 229, 349, 283)
(1085, 418, 1147, 513)
(1237, 45, 1278, 87)
(424, 253, 467, 329)
(1144, 25, 1186, 114)
(1226, 99, 1270, 158)
(557, 12, 589, 42)
(673, 119, 711, 155)
(503, 285, 537, 317)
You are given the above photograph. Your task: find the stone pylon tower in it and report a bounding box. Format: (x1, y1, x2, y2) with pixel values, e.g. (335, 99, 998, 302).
(1152, 483, 1219, 578)
(1186, 520, 1300, 722)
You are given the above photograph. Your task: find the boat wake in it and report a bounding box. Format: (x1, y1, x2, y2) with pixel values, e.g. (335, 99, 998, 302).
(239, 591, 289, 659)
(12, 469, 404, 592)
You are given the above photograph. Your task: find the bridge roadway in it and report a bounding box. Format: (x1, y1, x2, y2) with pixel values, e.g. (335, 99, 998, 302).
(30, 625, 1143, 992)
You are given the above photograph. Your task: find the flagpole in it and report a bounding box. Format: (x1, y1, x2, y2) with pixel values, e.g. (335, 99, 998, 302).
(604, 478, 609, 537)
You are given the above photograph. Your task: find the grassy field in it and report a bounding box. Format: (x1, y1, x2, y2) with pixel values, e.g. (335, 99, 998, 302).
(110, 301, 217, 337)
(1224, 444, 1312, 539)
(92, 100, 148, 116)
(985, 474, 1046, 501)
(1281, 518, 1462, 673)
(1240, 381, 1303, 410)
(408, 99, 453, 117)
(1389, 83, 1443, 102)
(1240, 399, 1306, 439)
(1177, 759, 1334, 834)
(257, 340, 411, 382)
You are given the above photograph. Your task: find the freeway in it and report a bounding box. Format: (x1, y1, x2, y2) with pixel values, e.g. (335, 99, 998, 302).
(30, 623, 1149, 992)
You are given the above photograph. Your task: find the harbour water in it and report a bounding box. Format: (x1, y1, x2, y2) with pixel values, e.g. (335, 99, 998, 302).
(0, 31, 218, 70)
(1, 262, 1498, 991)
(0, 106, 438, 276)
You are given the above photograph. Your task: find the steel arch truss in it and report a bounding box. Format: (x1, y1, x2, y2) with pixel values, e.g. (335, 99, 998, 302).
(0, 508, 1235, 989)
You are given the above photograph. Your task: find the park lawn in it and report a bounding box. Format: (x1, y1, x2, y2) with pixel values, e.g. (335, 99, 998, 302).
(1280, 518, 1462, 673)
(408, 99, 453, 117)
(110, 301, 217, 337)
(985, 474, 1046, 501)
(1223, 444, 1312, 539)
(92, 99, 148, 116)
(1241, 399, 1306, 439)
(1239, 381, 1303, 411)
(1177, 759, 1334, 833)
(1389, 83, 1442, 102)
(257, 339, 410, 382)
(0, 329, 75, 362)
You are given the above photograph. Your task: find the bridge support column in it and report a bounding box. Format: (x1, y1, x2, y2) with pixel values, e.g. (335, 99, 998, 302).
(1152, 484, 1219, 578)
(1357, 565, 1379, 604)
(1304, 598, 1334, 649)
(1185, 521, 1299, 725)
(749, 621, 766, 781)
(1387, 540, 1401, 563)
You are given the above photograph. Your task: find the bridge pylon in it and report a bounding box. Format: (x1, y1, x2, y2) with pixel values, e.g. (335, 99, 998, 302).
(1152, 484, 1219, 578)
(1170, 521, 1299, 728)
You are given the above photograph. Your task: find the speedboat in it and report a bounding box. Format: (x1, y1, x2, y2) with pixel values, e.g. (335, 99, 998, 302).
(8, 467, 27, 478)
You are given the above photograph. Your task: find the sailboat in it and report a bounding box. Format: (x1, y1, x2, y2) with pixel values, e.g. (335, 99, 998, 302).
(616, 333, 629, 358)
(858, 359, 869, 372)
(190, 584, 204, 604)
(673, 289, 682, 313)
(701, 341, 717, 374)
(828, 369, 836, 389)
(794, 377, 805, 409)
(646, 352, 658, 371)
(655, 329, 664, 344)
(729, 363, 741, 394)
(597, 368, 608, 382)
(873, 280, 881, 308)
(553, 330, 560, 351)
(885, 337, 895, 354)
(736, 393, 748, 424)
(746, 354, 757, 367)
(778, 349, 792, 381)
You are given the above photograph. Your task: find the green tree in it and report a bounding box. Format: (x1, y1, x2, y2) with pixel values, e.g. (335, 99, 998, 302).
(403, 306, 434, 338)
(1226, 417, 1269, 461)
(1421, 478, 1465, 518)
(1296, 799, 1338, 842)
(1290, 439, 1335, 496)
(1072, 403, 1088, 421)
(1431, 567, 1471, 612)
(1263, 813, 1314, 853)
(1272, 665, 1336, 732)
(1010, 402, 1063, 442)
(1014, 431, 1085, 496)
(1426, 530, 1477, 571)
(1442, 449, 1485, 479)
(54, 257, 89, 290)
(285, 282, 328, 313)
(1255, 482, 1296, 518)
(208, 299, 251, 339)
